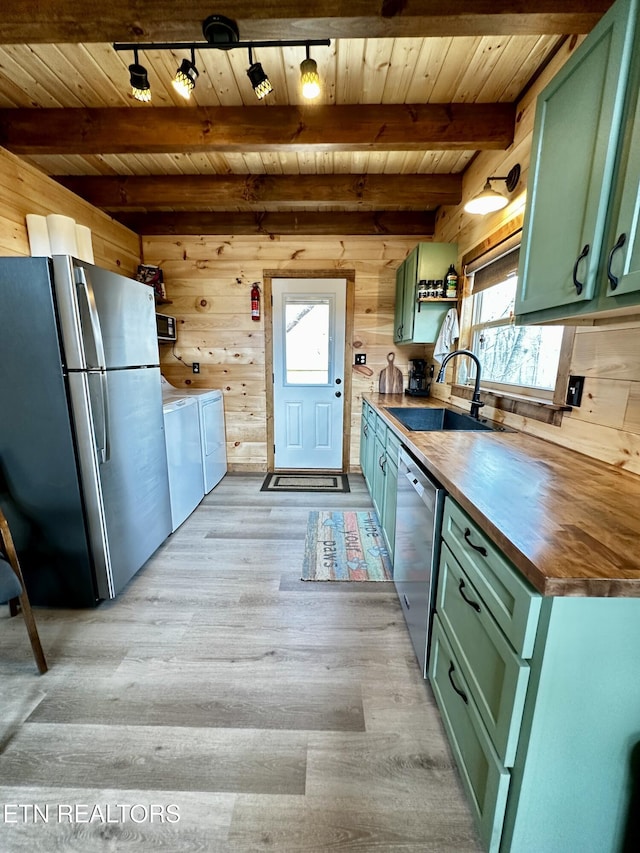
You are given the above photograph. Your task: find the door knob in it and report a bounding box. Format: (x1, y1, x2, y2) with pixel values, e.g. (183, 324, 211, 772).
(335, 391, 342, 397)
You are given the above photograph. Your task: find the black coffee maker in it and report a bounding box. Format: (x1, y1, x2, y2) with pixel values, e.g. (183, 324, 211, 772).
(406, 359, 431, 397)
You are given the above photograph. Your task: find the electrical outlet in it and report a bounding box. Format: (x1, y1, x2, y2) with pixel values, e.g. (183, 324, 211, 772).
(192, 362, 200, 374)
(566, 375, 584, 406)
(355, 353, 366, 365)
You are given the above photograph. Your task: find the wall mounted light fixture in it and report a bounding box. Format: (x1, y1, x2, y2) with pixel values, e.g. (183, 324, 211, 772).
(114, 14, 330, 104)
(463, 164, 521, 215)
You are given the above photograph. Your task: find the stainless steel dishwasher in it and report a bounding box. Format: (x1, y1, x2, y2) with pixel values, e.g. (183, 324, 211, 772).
(393, 446, 446, 678)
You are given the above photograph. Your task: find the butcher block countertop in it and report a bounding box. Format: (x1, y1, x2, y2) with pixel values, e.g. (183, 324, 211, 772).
(366, 393, 640, 598)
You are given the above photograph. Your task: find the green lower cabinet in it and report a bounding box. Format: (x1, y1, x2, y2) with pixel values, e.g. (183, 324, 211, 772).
(372, 433, 385, 521)
(436, 543, 531, 767)
(381, 429, 400, 555)
(432, 495, 640, 852)
(360, 406, 399, 564)
(430, 616, 510, 853)
(501, 596, 640, 853)
(359, 406, 375, 491)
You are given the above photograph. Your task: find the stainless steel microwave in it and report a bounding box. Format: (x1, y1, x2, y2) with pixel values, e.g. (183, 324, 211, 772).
(156, 313, 177, 342)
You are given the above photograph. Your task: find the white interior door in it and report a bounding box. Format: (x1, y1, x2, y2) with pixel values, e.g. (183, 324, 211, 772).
(272, 278, 346, 470)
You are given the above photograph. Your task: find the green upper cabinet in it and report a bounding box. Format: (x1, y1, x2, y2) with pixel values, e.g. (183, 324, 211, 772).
(394, 242, 458, 344)
(603, 48, 640, 301)
(515, 0, 640, 324)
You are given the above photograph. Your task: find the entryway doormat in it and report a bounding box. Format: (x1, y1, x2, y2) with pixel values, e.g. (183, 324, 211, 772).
(261, 473, 350, 493)
(302, 510, 392, 581)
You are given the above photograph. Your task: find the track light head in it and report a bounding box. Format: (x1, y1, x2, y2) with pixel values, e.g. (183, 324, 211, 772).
(172, 53, 199, 99)
(129, 53, 151, 102)
(247, 48, 273, 99)
(300, 56, 320, 100)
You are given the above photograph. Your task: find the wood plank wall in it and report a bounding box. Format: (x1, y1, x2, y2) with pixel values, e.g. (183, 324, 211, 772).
(435, 35, 640, 475)
(142, 235, 429, 471)
(0, 146, 140, 274)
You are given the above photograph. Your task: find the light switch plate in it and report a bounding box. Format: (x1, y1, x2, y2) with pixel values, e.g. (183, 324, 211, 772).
(355, 353, 366, 365)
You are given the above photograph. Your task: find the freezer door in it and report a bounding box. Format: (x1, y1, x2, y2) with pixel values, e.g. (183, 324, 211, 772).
(79, 260, 160, 368)
(52, 255, 160, 369)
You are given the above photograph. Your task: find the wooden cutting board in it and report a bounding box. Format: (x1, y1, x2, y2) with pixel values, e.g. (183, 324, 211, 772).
(378, 352, 403, 394)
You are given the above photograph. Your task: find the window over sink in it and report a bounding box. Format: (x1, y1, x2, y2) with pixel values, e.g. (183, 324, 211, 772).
(467, 243, 564, 401)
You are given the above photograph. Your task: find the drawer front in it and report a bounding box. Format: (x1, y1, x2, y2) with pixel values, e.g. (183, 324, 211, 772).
(430, 616, 510, 853)
(375, 415, 388, 443)
(442, 498, 541, 658)
(386, 428, 400, 463)
(437, 543, 531, 766)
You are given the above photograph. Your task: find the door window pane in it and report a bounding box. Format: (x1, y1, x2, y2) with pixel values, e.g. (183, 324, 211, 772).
(285, 300, 330, 384)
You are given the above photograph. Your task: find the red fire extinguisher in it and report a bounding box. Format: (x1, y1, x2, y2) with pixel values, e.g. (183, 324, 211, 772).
(251, 283, 261, 321)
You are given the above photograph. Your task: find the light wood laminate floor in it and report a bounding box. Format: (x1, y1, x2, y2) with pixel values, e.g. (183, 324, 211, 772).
(0, 473, 482, 852)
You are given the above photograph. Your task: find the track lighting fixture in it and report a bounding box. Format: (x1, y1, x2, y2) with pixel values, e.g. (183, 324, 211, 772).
(464, 164, 521, 215)
(246, 47, 273, 100)
(300, 45, 320, 100)
(114, 14, 329, 105)
(172, 49, 199, 99)
(129, 50, 151, 102)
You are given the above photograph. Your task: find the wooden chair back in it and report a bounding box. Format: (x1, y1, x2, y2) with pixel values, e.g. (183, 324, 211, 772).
(0, 507, 48, 674)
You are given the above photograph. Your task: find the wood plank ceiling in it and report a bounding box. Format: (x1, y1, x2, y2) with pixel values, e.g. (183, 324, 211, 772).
(0, 2, 613, 235)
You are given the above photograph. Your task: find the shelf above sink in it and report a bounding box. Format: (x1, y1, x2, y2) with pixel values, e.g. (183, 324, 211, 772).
(385, 406, 509, 432)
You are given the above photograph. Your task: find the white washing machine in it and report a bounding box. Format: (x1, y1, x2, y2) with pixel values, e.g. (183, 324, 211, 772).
(161, 395, 205, 531)
(161, 379, 227, 493)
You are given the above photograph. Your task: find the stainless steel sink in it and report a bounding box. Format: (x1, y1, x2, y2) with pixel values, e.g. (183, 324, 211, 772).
(385, 406, 508, 432)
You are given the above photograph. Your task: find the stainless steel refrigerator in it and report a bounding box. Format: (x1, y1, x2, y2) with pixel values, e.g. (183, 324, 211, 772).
(0, 255, 172, 606)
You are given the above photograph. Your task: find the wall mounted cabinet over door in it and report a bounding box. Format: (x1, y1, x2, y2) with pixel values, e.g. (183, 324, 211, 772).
(394, 242, 458, 344)
(516, 0, 640, 324)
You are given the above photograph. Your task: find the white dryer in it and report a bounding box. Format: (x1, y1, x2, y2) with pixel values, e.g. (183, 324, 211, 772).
(161, 394, 205, 531)
(161, 378, 227, 493)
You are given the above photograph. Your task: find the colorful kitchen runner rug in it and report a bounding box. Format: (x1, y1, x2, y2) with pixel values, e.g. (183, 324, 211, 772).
(302, 510, 392, 581)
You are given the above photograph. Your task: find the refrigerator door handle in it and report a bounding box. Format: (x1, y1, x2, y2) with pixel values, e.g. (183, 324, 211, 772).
(100, 371, 111, 463)
(75, 265, 107, 371)
(88, 370, 111, 464)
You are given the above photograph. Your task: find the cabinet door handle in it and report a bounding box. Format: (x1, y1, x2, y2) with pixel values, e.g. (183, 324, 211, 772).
(606, 233, 626, 290)
(363, 423, 368, 437)
(463, 527, 488, 557)
(572, 243, 590, 295)
(458, 578, 481, 613)
(448, 662, 468, 705)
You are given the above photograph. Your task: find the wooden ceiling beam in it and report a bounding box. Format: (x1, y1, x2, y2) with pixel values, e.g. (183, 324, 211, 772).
(0, 104, 515, 156)
(0, 2, 612, 42)
(113, 210, 437, 236)
(53, 174, 462, 211)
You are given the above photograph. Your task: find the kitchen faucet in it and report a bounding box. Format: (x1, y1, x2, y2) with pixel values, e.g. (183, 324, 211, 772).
(436, 349, 485, 419)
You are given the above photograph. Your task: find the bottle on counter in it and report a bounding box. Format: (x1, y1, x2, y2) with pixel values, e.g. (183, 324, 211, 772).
(445, 264, 459, 298)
